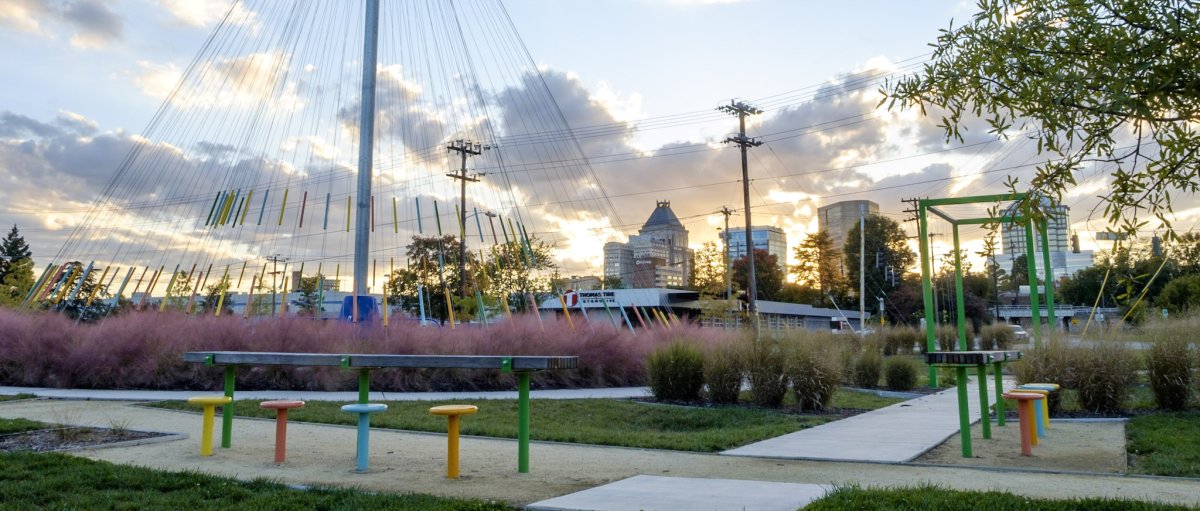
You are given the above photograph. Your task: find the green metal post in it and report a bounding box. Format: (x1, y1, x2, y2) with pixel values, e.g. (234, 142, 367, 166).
(917, 204, 938, 387)
(993, 361, 1005, 426)
(956, 366, 972, 457)
(952, 224, 968, 350)
(1039, 218, 1057, 335)
(1024, 222, 1042, 347)
(358, 369, 370, 404)
(977, 364, 991, 439)
(221, 366, 235, 448)
(518, 372, 531, 473)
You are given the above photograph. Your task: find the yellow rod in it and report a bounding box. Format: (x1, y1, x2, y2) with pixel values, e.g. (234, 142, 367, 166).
(215, 265, 230, 316)
(129, 266, 149, 303)
(236, 260, 248, 288)
(52, 266, 81, 304)
(85, 266, 110, 306)
(141, 266, 164, 308)
(559, 294, 576, 331)
(278, 188, 289, 226)
(346, 196, 352, 232)
(244, 274, 257, 318)
(239, 190, 254, 225)
(444, 286, 456, 329)
(392, 196, 398, 233)
(158, 268, 180, 313)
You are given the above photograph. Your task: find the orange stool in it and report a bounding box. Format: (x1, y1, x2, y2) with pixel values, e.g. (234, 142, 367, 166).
(1003, 391, 1044, 456)
(430, 405, 478, 479)
(187, 395, 232, 456)
(260, 400, 305, 464)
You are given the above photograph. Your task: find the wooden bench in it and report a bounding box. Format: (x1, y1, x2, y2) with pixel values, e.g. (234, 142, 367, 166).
(924, 350, 1022, 458)
(182, 351, 578, 473)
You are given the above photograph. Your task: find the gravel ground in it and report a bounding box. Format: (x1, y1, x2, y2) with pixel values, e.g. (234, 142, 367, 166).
(1, 399, 1198, 508)
(916, 419, 1129, 473)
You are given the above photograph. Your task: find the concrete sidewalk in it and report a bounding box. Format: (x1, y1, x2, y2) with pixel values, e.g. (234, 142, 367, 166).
(722, 378, 1002, 463)
(0, 385, 651, 402)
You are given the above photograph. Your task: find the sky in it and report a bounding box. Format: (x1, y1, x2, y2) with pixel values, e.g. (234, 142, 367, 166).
(0, 0, 1178, 289)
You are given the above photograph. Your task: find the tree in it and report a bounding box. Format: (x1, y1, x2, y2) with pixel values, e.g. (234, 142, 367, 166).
(732, 249, 784, 301)
(1168, 232, 1200, 275)
(844, 215, 915, 305)
(163, 271, 193, 312)
(691, 241, 727, 297)
(197, 273, 233, 315)
(1157, 274, 1200, 314)
(885, 0, 1200, 235)
(40, 261, 112, 322)
(598, 276, 623, 289)
(0, 258, 35, 308)
(293, 275, 322, 317)
(0, 224, 32, 294)
(792, 231, 848, 306)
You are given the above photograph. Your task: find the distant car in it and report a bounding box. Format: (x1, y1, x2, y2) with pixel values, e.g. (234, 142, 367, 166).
(1010, 325, 1029, 342)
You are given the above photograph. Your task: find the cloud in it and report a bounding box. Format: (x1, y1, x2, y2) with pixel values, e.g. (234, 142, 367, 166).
(158, 0, 257, 29)
(0, 0, 123, 49)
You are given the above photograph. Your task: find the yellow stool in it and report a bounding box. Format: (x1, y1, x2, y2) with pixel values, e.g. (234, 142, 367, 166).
(430, 404, 478, 479)
(187, 395, 232, 456)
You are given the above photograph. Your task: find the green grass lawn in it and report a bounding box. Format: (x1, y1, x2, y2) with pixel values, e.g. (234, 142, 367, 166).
(0, 417, 47, 435)
(0, 393, 36, 403)
(1127, 411, 1200, 477)
(151, 388, 903, 452)
(803, 485, 1195, 510)
(0, 451, 514, 510)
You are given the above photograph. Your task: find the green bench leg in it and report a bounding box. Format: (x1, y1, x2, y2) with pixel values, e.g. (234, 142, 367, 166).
(221, 366, 235, 449)
(956, 366, 972, 457)
(518, 371, 530, 473)
(976, 364, 990, 440)
(358, 369, 370, 404)
(993, 361, 1005, 426)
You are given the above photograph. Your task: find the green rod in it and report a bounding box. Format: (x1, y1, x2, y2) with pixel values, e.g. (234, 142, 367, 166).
(1039, 218, 1057, 334)
(952, 224, 968, 350)
(956, 366, 972, 457)
(358, 369, 370, 404)
(977, 364, 991, 439)
(1024, 221, 1042, 347)
(993, 361, 1005, 426)
(518, 372, 531, 473)
(917, 206, 938, 387)
(221, 366, 235, 448)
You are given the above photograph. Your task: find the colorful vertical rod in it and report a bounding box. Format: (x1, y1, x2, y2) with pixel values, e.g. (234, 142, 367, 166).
(278, 188, 290, 226)
(258, 189, 269, 226)
(113, 266, 135, 303)
(415, 197, 423, 233)
(205, 191, 222, 226)
(158, 264, 181, 313)
(370, 195, 375, 232)
(51, 266, 79, 304)
(236, 261, 248, 288)
(239, 190, 254, 225)
(346, 196, 352, 232)
(392, 197, 398, 233)
(298, 191, 308, 228)
(473, 207, 485, 243)
(85, 266, 111, 306)
(244, 274, 258, 318)
(231, 197, 245, 229)
(23, 263, 54, 305)
(214, 265, 230, 316)
(65, 262, 94, 303)
(323, 193, 331, 230)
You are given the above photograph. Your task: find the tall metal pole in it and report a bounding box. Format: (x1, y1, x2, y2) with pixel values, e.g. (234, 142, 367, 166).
(352, 0, 381, 303)
(859, 203, 865, 332)
(718, 100, 762, 332)
(720, 206, 733, 300)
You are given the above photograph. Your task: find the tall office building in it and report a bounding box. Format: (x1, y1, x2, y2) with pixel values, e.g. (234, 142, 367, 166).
(724, 226, 788, 272)
(999, 199, 1093, 280)
(818, 200, 879, 251)
(603, 201, 693, 288)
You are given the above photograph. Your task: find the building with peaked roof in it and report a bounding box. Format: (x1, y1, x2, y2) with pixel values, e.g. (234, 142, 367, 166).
(603, 201, 693, 288)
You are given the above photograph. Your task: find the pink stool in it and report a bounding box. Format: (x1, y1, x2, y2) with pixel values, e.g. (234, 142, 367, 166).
(260, 400, 305, 464)
(1002, 392, 1043, 456)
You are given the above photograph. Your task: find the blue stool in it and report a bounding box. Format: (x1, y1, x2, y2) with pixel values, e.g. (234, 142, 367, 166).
(340, 403, 388, 472)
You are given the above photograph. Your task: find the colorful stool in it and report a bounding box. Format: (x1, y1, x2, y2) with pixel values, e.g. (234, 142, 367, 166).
(1003, 391, 1044, 456)
(1015, 387, 1050, 437)
(430, 404, 479, 479)
(187, 395, 233, 456)
(1019, 383, 1059, 428)
(260, 400, 305, 464)
(341, 403, 388, 472)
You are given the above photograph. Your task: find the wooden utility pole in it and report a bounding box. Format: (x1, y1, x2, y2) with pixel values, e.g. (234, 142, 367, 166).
(718, 100, 763, 332)
(720, 206, 733, 301)
(446, 140, 489, 299)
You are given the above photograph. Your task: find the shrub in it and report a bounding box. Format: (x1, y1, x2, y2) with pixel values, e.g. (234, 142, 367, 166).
(702, 339, 744, 404)
(1014, 339, 1074, 413)
(785, 332, 843, 412)
(1146, 337, 1193, 411)
(745, 338, 788, 408)
(882, 327, 921, 355)
(852, 350, 882, 388)
(979, 323, 1015, 351)
(884, 357, 919, 391)
(646, 341, 705, 401)
(1074, 341, 1138, 414)
(935, 325, 961, 352)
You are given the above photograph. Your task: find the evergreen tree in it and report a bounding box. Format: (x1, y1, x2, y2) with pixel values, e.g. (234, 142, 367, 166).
(0, 225, 32, 284)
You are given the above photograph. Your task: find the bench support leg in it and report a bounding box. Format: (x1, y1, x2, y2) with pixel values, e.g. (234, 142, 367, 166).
(358, 369, 370, 404)
(518, 371, 530, 473)
(993, 361, 1005, 426)
(222, 366, 235, 449)
(956, 366, 972, 457)
(976, 364, 990, 439)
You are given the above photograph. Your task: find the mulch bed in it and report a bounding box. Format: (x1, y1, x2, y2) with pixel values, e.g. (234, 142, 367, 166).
(0, 427, 167, 452)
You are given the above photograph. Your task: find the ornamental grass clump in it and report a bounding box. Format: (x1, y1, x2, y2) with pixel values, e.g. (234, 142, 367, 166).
(745, 337, 789, 408)
(882, 326, 921, 355)
(852, 349, 882, 388)
(646, 341, 705, 402)
(935, 325, 961, 352)
(979, 323, 1015, 350)
(784, 331, 843, 412)
(702, 338, 745, 404)
(1014, 338, 1074, 413)
(1146, 337, 1194, 411)
(883, 357, 919, 391)
(1074, 341, 1138, 415)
